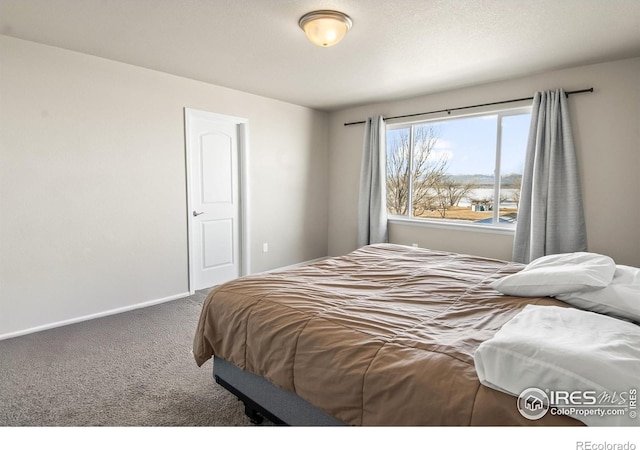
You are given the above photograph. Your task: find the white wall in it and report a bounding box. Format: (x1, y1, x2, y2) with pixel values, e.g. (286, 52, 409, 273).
(328, 57, 640, 266)
(2, 35, 638, 340)
(0, 36, 329, 338)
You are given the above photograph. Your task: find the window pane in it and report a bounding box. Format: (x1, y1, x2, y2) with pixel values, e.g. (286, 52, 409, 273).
(384, 109, 530, 228)
(413, 116, 498, 224)
(499, 113, 530, 224)
(386, 128, 410, 216)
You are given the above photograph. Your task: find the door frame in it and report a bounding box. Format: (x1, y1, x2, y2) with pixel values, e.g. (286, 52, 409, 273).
(184, 108, 250, 294)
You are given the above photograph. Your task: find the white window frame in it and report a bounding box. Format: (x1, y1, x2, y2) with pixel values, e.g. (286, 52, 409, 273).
(386, 106, 531, 234)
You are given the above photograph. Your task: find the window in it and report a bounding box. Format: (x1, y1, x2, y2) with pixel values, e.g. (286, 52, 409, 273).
(386, 108, 531, 229)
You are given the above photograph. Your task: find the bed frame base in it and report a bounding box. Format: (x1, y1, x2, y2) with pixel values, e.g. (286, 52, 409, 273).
(213, 356, 344, 426)
(214, 374, 285, 425)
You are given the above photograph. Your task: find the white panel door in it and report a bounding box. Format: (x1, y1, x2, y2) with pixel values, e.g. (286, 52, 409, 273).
(186, 109, 244, 290)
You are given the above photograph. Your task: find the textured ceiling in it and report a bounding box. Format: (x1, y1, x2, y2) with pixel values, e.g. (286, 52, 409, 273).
(1, 0, 640, 111)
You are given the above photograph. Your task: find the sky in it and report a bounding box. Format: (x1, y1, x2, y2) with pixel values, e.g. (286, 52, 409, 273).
(387, 112, 531, 176)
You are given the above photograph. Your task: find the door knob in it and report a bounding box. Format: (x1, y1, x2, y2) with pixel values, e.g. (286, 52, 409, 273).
(193, 211, 205, 217)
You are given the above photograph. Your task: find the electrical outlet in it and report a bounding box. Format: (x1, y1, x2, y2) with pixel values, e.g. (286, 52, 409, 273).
(263, 243, 269, 253)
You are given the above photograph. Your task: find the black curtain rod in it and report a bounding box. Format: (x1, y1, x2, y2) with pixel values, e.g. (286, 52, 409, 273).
(343, 87, 594, 126)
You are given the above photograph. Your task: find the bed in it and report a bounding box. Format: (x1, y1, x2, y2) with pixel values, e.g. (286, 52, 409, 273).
(193, 243, 584, 426)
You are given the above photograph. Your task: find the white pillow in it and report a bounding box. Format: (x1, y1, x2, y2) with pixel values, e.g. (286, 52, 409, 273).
(491, 252, 616, 297)
(556, 265, 640, 324)
(474, 304, 640, 426)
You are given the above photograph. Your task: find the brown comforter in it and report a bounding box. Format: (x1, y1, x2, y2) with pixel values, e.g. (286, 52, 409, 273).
(193, 244, 581, 426)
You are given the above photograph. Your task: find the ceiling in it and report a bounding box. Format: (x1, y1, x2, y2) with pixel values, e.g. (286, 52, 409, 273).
(1, 0, 640, 111)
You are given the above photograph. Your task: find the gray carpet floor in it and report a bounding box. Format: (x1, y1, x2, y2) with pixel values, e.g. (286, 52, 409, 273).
(0, 290, 254, 426)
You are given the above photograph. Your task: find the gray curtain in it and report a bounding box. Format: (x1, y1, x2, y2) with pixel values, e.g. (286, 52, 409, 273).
(513, 89, 587, 263)
(357, 115, 388, 247)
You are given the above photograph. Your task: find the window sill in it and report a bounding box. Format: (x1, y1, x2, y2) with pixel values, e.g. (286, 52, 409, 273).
(388, 216, 516, 236)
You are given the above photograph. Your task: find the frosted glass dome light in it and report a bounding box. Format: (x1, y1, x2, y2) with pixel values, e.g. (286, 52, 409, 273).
(299, 10, 353, 47)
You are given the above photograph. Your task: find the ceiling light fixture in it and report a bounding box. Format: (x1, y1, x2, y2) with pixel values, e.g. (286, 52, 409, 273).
(298, 10, 352, 47)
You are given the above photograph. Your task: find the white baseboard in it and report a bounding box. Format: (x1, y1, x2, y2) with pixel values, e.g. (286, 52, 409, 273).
(0, 291, 190, 341)
(266, 256, 330, 273)
(1, 257, 330, 341)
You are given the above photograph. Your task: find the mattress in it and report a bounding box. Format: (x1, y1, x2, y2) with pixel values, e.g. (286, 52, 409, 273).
(193, 243, 581, 425)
